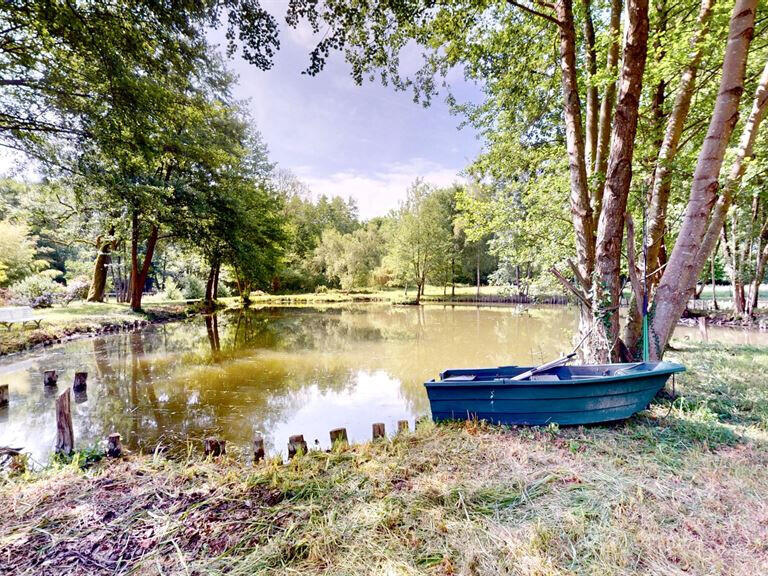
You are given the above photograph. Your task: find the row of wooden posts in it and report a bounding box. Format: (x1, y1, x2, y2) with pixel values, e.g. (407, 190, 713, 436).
(14, 369, 418, 462)
(203, 419, 413, 462)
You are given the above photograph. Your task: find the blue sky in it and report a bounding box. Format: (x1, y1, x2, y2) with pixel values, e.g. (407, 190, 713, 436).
(210, 14, 483, 219)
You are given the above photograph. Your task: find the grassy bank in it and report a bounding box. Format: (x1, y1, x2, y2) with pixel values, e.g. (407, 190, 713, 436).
(0, 300, 200, 356)
(2, 343, 768, 575)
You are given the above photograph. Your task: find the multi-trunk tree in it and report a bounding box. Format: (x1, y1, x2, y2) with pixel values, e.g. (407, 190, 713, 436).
(287, 0, 767, 360)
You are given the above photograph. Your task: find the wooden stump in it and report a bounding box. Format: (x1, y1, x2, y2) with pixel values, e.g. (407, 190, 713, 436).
(329, 427, 348, 445)
(253, 434, 265, 463)
(287, 434, 307, 459)
(372, 422, 386, 440)
(55, 390, 74, 455)
(107, 433, 122, 458)
(397, 420, 409, 434)
(44, 370, 58, 387)
(0, 384, 8, 407)
(204, 437, 226, 457)
(73, 372, 88, 392)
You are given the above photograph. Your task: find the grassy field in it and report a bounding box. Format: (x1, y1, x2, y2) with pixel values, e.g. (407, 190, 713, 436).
(2, 343, 767, 575)
(0, 300, 197, 356)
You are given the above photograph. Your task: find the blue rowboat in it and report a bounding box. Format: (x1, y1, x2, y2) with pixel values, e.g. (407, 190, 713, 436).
(424, 361, 685, 426)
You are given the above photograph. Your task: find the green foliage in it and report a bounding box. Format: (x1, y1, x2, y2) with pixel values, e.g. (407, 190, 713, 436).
(313, 223, 386, 289)
(9, 274, 64, 307)
(162, 278, 183, 301)
(0, 220, 49, 287)
(384, 181, 453, 296)
(182, 276, 205, 300)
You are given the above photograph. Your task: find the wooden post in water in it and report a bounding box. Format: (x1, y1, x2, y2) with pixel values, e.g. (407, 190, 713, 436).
(44, 370, 58, 387)
(204, 437, 226, 457)
(107, 433, 122, 458)
(397, 420, 409, 434)
(0, 384, 8, 407)
(287, 434, 307, 459)
(372, 422, 385, 440)
(73, 372, 87, 392)
(329, 427, 348, 446)
(253, 434, 265, 463)
(55, 390, 74, 455)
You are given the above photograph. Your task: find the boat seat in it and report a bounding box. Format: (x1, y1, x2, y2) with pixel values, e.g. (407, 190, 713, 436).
(614, 362, 644, 376)
(442, 375, 476, 381)
(530, 374, 560, 381)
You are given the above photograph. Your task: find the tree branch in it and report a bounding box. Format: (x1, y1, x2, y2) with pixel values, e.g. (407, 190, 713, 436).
(550, 266, 591, 308)
(567, 258, 590, 291)
(506, 0, 561, 25)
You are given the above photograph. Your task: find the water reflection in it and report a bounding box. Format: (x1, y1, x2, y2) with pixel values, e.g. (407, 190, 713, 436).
(0, 304, 766, 463)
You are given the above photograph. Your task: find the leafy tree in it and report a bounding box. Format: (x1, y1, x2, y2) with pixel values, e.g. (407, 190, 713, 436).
(313, 222, 385, 289)
(384, 180, 452, 303)
(0, 220, 48, 286)
(1, 0, 279, 153)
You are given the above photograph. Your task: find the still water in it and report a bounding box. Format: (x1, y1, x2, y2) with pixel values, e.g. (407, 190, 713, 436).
(1, 304, 766, 463)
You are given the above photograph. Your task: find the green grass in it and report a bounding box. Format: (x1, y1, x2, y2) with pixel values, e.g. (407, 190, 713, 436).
(2, 343, 767, 575)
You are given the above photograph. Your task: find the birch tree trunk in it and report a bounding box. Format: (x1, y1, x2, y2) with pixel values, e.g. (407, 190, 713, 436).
(592, 0, 622, 208)
(691, 56, 768, 281)
(650, 0, 758, 356)
(588, 0, 650, 363)
(623, 0, 716, 353)
(556, 0, 595, 282)
(583, 0, 599, 172)
(554, 0, 598, 353)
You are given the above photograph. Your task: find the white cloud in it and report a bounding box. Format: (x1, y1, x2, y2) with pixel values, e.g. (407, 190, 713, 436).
(295, 158, 465, 219)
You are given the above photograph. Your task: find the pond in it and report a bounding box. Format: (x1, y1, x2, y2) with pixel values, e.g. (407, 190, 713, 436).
(1, 303, 766, 464)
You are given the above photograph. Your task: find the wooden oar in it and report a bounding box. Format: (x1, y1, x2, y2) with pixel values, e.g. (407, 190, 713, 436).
(511, 352, 576, 381)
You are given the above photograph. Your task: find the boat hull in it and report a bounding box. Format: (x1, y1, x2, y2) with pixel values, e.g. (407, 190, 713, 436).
(424, 362, 684, 426)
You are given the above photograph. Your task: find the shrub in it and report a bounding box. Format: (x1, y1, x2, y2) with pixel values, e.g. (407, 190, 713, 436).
(314, 284, 329, 294)
(63, 277, 90, 305)
(9, 274, 64, 308)
(182, 276, 205, 300)
(162, 278, 183, 301)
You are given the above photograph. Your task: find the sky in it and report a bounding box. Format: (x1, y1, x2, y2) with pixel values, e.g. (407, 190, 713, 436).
(208, 10, 483, 219)
(0, 8, 484, 221)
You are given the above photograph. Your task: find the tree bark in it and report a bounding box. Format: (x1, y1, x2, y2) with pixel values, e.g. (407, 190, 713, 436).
(553, 0, 597, 352)
(624, 0, 716, 353)
(711, 254, 719, 310)
(691, 56, 768, 280)
(592, 0, 622, 201)
(129, 210, 159, 312)
(205, 256, 220, 306)
(650, 0, 758, 356)
(583, 0, 599, 171)
(87, 237, 112, 302)
(588, 0, 650, 363)
(748, 238, 768, 315)
(556, 0, 595, 283)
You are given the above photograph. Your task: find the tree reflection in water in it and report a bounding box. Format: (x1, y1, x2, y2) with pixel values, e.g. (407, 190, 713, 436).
(1, 304, 586, 462)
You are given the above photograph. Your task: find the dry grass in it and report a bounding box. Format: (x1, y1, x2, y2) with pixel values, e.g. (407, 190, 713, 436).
(2, 342, 768, 575)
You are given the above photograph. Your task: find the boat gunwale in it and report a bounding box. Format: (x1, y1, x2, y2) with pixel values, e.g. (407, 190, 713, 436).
(425, 362, 685, 388)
